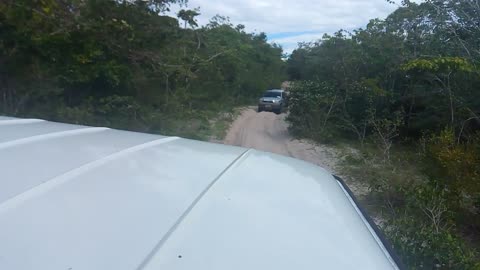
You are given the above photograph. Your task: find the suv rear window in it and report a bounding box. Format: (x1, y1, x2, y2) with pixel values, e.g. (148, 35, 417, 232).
(263, 92, 282, 98)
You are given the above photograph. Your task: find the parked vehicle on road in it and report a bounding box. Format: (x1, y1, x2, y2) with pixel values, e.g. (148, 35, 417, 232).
(258, 89, 286, 114)
(0, 117, 403, 270)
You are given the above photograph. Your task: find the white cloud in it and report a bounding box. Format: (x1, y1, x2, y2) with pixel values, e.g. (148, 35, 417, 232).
(171, 0, 423, 53)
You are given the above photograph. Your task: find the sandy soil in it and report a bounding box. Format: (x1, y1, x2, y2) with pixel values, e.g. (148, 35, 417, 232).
(221, 107, 374, 222)
(223, 108, 339, 174)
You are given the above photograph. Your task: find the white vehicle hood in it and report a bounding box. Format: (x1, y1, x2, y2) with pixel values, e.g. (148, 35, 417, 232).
(0, 117, 399, 270)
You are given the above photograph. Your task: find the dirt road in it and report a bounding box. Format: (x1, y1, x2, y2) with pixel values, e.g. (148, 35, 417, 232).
(223, 108, 338, 173)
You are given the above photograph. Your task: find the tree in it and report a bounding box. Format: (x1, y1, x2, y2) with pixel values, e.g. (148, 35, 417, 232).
(0, 0, 286, 126)
(285, 1, 480, 268)
(177, 8, 200, 28)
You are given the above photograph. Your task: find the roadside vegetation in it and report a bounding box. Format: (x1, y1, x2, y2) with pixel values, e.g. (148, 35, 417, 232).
(0, 0, 286, 139)
(286, 1, 480, 269)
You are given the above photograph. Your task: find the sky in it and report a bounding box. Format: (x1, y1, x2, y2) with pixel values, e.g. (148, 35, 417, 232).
(171, 0, 421, 54)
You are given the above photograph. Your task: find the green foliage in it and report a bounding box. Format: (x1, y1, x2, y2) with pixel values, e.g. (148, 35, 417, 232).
(286, 1, 480, 138)
(427, 129, 480, 196)
(401, 57, 476, 73)
(0, 0, 286, 136)
(286, 78, 396, 144)
(286, 0, 480, 268)
(387, 184, 479, 270)
(286, 81, 339, 142)
(341, 143, 480, 269)
(424, 129, 480, 236)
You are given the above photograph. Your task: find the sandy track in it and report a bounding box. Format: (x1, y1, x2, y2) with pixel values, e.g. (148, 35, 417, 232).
(223, 108, 338, 173)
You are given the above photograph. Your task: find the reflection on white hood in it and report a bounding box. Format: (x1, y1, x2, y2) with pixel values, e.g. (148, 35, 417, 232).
(0, 117, 399, 270)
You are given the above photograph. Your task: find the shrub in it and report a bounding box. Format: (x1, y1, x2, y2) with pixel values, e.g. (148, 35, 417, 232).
(426, 128, 480, 202)
(287, 81, 332, 136)
(386, 183, 479, 270)
(340, 142, 480, 269)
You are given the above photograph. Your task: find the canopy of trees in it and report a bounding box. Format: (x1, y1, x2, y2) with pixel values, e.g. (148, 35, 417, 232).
(0, 0, 285, 132)
(286, 1, 480, 268)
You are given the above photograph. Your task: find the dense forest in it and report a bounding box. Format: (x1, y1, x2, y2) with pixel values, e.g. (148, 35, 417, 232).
(286, 0, 480, 269)
(0, 0, 285, 136)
